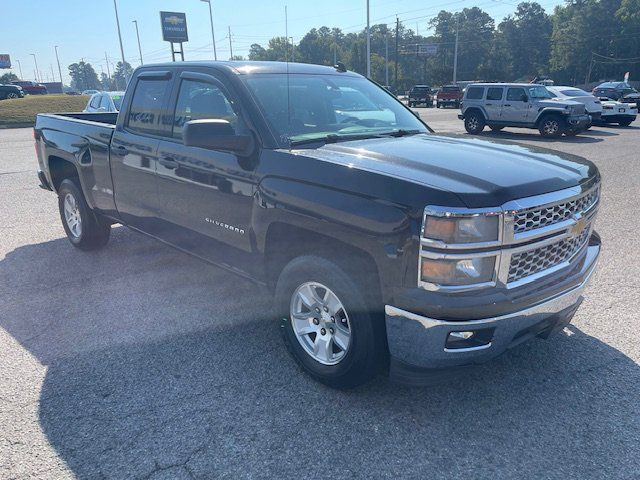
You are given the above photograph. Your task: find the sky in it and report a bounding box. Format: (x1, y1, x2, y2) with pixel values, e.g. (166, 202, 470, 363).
(0, 0, 564, 84)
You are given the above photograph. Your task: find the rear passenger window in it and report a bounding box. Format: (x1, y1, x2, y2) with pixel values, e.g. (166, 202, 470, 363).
(506, 88, 526, 102)
(127, 79, 171, 136)
(89, 94, 101, 109)
(172, 79, 241, 140)
(466, 87, 483, 100)
(486, 88, 503, 101)
(99, 95, 111, 110)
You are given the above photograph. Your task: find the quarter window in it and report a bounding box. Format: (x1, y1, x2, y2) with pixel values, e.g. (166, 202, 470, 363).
(126, 79, 171, 136)
(486, 87, 503, 101)
(172, 79, 240, 140)
(466, 87, 483, 100)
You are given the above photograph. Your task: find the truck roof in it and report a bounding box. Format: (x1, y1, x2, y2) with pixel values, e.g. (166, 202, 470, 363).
(138, 61, 360, 76)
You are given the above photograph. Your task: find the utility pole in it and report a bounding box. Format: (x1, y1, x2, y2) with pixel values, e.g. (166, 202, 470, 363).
(333, 30, 338, 65)
(132, 20, 143, 65)
(201, 0, 218, 60)
(385, 32, 389, 86)
(228, 26, 233, 60)
(452, 15, 459, 84)
(104, 52, 111, 78)
(285, 6, 288, 62)
(585, 53, 595, 86)
(366, 0, 371, 78)
(394, 17, 399, 90)
(113, 0, 126, 67)
(17, 59, 23, 80)
(54, 46, 63, 84)
(30, 54, 39, 82)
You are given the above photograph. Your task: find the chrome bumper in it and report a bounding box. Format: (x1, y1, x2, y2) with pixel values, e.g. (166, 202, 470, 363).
(385, 242, 599, 370)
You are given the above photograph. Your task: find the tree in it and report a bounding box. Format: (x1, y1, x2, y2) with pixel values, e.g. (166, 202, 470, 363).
(68, 61, 100, 91)
(0, 72, 18, 84)
(112, 61, 133, 90)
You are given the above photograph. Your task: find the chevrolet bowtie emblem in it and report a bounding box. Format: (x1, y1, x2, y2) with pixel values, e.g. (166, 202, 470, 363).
(570, 216, 587, 237)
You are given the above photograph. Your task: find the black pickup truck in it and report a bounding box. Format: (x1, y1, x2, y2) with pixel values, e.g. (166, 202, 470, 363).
(34, 61, 601, 388)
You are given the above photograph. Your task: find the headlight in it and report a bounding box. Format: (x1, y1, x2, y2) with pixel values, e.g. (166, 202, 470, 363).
(420, 256, 496, 286)
(422, 212, 499, 245)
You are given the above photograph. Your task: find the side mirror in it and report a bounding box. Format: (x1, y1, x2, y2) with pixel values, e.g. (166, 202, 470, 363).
(521, 95, 528, 103)
(183, 119, 253, 154)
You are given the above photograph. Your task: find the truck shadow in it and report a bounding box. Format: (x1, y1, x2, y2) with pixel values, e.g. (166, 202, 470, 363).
(1, 228, 638, 478)
(479, 130, 611, 144)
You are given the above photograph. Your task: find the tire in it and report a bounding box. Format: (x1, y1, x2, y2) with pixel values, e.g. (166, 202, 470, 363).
(58, 179, 111, 250)
(464, 111, 485, 134)
(538, 114, 563, 137)
(408, 101, 414, 108)
(619, 119, 634, 127)
(436, 102, 441, 108)
(489, 125, 504, 132)
(7, 92, 18, 99)
(564, 129, 580, 137)
(275, 255, 387, 389)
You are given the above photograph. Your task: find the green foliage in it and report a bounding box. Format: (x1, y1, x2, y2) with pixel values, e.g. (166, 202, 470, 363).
(68, 61, 100, 92)
(0, 72, 19, 84)
(112, 61, 133, 91)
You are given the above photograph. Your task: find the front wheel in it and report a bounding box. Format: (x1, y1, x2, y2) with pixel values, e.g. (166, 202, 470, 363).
(275, 255, 387, 389)
(538, 115, 563, 137)
(58, 179, 111, 250)
(464, 111, 486, 134)
(6, 92, 18, 99)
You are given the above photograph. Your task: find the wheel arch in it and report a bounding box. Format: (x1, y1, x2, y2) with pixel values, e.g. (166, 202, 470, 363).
(48, 155, 79, 191)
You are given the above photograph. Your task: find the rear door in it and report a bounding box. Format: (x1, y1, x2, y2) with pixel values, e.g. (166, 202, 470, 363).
(110, 70, 173, 232)
(154, 69, 258, 262)
(501, 87, 530, 123)
(484, 86, 504, 121)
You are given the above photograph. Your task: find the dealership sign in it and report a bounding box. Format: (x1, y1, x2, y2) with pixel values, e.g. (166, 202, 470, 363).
(160, 12, 188, 43)
(0, 54, 11, 69)
(417, 44, 438, 57)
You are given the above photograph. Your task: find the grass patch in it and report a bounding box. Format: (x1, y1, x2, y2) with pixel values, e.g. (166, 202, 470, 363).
(0, 94, 89, 127)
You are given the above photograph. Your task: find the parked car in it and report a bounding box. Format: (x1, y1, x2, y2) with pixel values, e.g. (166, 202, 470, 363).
(83, 91, 125, 113)
(592, 82, 640, 106)
(596, 99, 637, 127)
(546, 86, 603, 125)
(408, 85, 433, 107)
(436, 85, 463, 108)
(12, 80, 47, 95)
(82, 89, 100, 96)
(0, 84, 25, 100)
(459, 83, 590, 137)
(34, 61, 601, 388)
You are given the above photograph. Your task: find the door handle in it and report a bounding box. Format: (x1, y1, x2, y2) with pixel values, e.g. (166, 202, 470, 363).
(486, 103, 492, 106)
(113, 145, 128, 155)
(503, 104, 511, 107)
(159, 156, 178, 169)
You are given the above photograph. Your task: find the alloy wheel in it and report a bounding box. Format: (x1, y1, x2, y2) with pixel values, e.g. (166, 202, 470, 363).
(63, 193, 82, 238)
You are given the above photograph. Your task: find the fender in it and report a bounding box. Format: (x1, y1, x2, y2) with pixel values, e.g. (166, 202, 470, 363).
(534, 107, 569, 126)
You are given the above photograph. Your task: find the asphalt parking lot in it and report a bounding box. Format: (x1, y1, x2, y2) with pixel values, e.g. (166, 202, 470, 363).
(1, 110, 639, 479)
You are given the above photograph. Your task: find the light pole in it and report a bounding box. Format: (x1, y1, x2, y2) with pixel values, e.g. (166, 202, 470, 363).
(366, 0, 371, 78)
(452, 16, 459, 84)
(30, 54, 39, 82)
(113, 0, 126, 67)
(16, 59, 23, 80)
(132, 20, 143, 65)
(54, 46, 63, 84)
(201, 0, 218, 61)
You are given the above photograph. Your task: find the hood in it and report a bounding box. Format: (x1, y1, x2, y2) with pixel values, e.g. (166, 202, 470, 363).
(302, 134, 597, 208)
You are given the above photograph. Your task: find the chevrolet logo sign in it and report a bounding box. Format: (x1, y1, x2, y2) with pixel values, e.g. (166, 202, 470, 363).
(165, 16, 184, 25)
(569, 216, 587, 238)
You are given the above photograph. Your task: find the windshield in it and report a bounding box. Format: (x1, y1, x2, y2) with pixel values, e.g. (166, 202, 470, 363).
(244, 74, 427, 145)
(561, 89, 591, 97)
(527, 85, 553, 99)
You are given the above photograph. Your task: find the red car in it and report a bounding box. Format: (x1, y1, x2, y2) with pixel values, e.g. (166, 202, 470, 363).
(12, 81, 48, 95)
(436, 85, 463, 109)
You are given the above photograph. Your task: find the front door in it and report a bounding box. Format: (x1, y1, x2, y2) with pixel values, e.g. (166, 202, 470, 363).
(501, 87, 532, 123)
(154, 71, 257, 265)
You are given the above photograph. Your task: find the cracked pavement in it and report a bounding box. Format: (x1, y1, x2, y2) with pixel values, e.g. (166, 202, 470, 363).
(1, 113, 639, 479)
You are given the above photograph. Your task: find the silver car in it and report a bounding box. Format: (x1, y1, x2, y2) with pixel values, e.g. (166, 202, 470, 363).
(546, 86, 603, 124)
(83, 91, 125, 113)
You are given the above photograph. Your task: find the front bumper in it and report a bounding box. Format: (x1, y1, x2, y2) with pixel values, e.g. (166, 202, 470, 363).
(566, 114, 591, 129)
(385, 239, 600, 382)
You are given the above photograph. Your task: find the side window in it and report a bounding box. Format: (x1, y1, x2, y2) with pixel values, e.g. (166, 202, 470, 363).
(126, 79, 171, 136)
(100, 94, 111, 110)
(172, 79, 240, 140)
(506, 88, 526, 102)
(89, 94, 101, 109)
(486, 87, 503, 101)
(466, 87, 483, 100)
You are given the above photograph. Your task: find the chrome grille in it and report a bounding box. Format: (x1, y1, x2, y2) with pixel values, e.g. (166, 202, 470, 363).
(508, 225, 591, 283)
(514, 186, 599, 235)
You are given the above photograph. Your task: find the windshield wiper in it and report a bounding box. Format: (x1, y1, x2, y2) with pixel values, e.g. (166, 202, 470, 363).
(377, 129, 422, 137)
(289, 133, 386, 147)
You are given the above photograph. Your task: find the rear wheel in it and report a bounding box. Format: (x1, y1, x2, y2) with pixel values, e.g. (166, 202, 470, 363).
(538, 114, 563, 137)
(58, 179, 111, 250)
(464, 111, 485, 134)
(276, 255, 387, 389)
